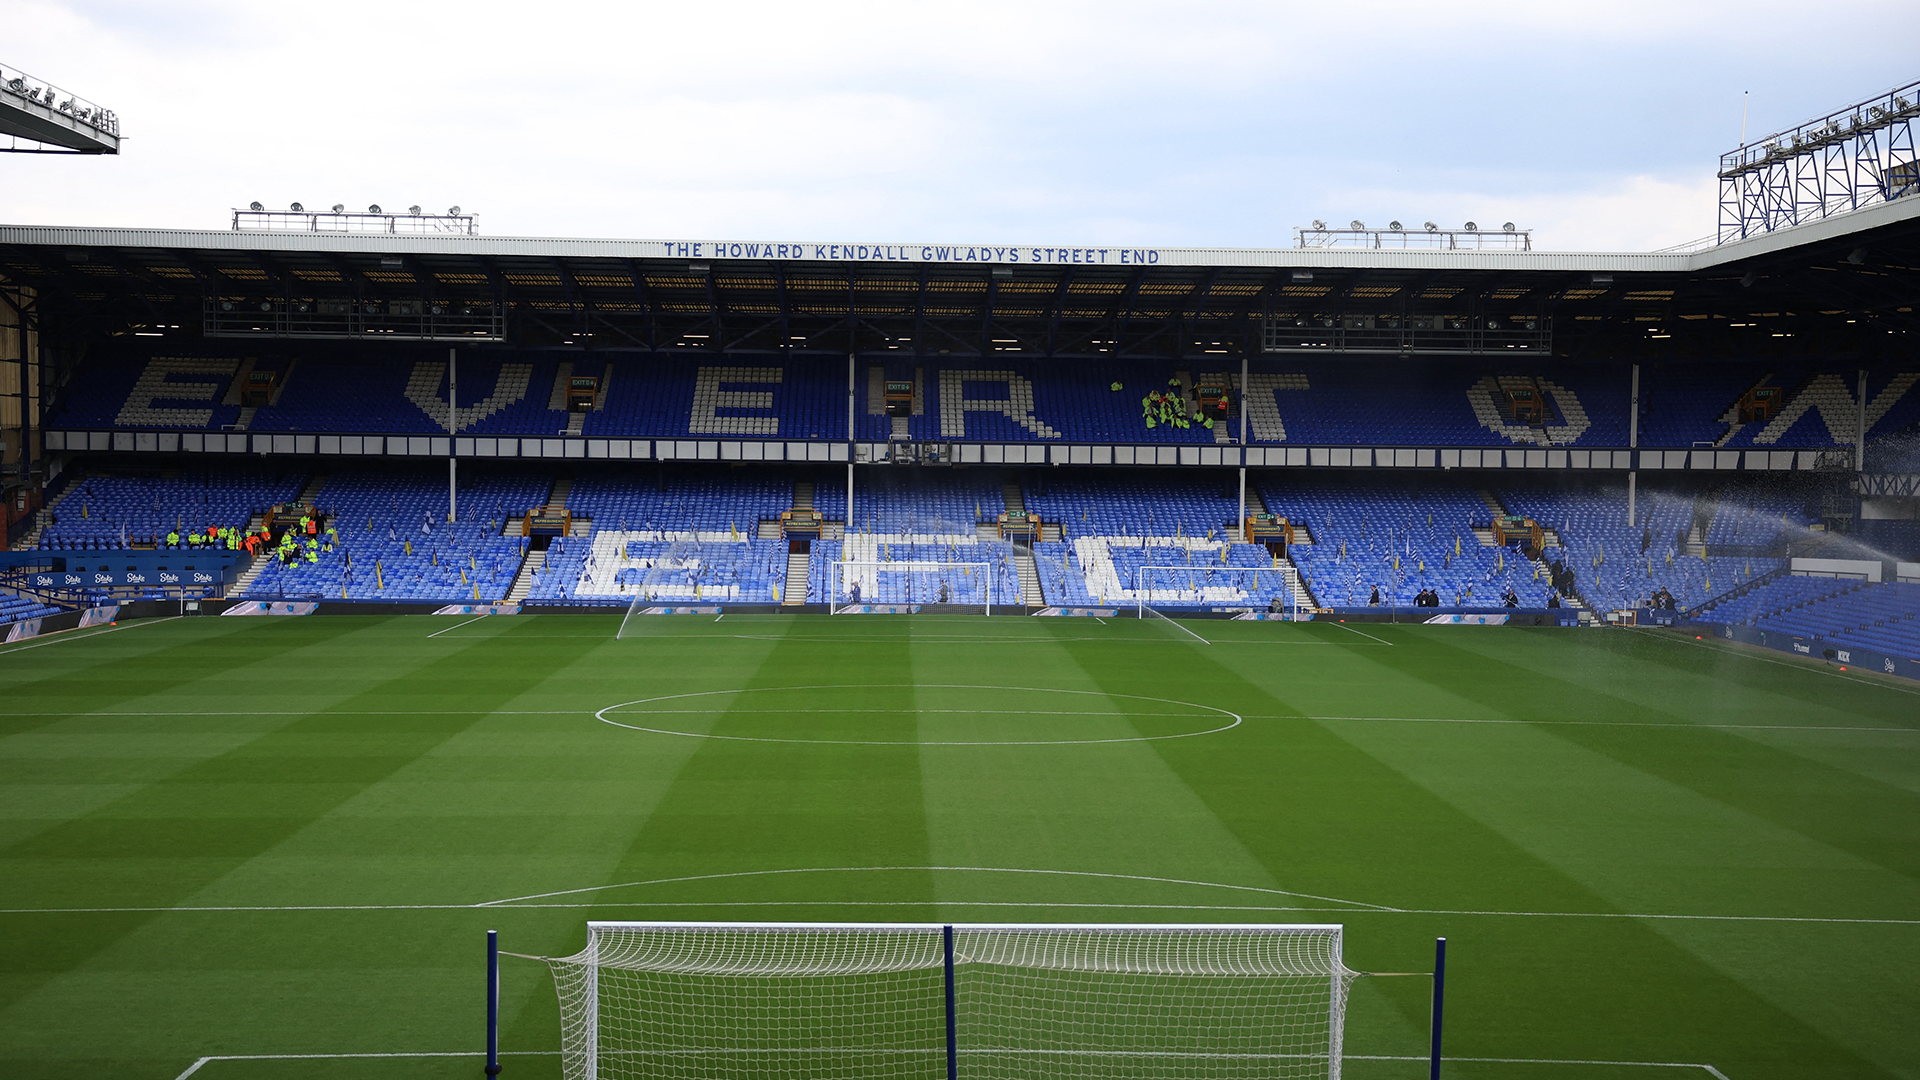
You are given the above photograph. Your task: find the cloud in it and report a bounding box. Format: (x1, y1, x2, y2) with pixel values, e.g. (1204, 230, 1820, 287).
(2, 0, 1915, 249)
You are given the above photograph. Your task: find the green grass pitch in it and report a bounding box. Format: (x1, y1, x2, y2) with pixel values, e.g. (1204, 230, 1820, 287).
(2, 612, 1916, 1080)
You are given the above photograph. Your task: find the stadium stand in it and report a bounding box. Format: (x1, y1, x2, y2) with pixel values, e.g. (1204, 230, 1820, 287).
(48, 346, 1919, 450)
(33, 466, 308, 549)
(0, 593, 63, 626)
(242, 465, 547, 602)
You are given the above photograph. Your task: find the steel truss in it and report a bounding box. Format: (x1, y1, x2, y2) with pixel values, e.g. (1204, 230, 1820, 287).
(1719, 79, 1920, 242)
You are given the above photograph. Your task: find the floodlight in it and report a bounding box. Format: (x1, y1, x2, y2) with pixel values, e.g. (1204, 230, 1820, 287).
(290, 202, 303, 212)
(448, 205, 462, 215)
(1388, 220, 1403, 230)
(1350, 220, 1365, 230)
(1424, 221, 1438, 232)
(332, 203, 345, 213)
(368, 204, 382, 214)
(1311, 219, 1326, 230)
(248, 201, 264, 211)
(1502, 222, 1515, 232)
(408, 205, 422, 215)
(1464, 221, 1478, 230)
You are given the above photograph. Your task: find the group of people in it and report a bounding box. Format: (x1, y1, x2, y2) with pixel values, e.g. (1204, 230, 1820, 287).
(161, 511, 336, 568)
(1368, 584, 1534, 608)
(1139, 379, 1213, 431)
(1645, 586, 1677, 610)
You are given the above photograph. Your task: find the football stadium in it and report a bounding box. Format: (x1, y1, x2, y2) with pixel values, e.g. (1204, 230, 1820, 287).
(3, 41, 1920, 1080)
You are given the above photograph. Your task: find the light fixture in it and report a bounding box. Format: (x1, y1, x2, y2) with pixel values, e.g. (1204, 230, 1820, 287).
(1388, 220, 1403, 230)
(408, 205, 422, 215)
(331, 203, 345, 213)
(991, 266, 1013, 278)
(368, 204, 382, 214)
(290, 202, 303, 212)
(448, 205, 461, 216)
(1847, 247, 1866, 265)
(1350, 220, 1365, 230)
(1590, 273, 1613, 286)
(1503, 222, 1515, 232)
(248, 201, 264, 211)
(688, 262, 710, 274)
(1464, 221, 1478, 231)
(1290, 270, 1313, 283)
(1424, 221, 1438, 232)
(1740, 271, 1758, 288)
(380, 256, 403, 267)
(1311, 219, 1326, 230)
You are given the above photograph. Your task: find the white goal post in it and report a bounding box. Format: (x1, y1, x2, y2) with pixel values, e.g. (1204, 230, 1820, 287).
(542, 921, 1356, 1080)
(1136, 565, 1301, 618)
(834, 560, 996, 614)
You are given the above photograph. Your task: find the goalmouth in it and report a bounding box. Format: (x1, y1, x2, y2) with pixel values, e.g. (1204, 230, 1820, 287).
(833, 560, 997, 615)
(542, 921, 1357, 1080)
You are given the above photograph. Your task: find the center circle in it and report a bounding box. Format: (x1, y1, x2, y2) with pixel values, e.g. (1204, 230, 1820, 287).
(594, 684, 1241, 745)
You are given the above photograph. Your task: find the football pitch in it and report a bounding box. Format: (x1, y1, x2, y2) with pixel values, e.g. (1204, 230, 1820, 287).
(2, 613, 1916, 1080)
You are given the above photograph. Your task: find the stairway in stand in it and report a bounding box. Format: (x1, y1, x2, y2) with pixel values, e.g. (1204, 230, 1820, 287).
(506, 549, 545, 604)
(783, 548, 809, 606)
(998, 478, 1042, 606)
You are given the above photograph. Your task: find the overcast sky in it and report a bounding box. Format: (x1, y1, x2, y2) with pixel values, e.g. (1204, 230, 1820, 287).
(5, 1, 1917, 252)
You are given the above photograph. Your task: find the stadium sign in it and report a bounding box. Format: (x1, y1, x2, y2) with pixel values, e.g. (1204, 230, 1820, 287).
(661, 241, 1162, 265)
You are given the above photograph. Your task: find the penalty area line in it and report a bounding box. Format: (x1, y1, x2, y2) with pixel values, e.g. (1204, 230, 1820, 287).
(170, 1051, 1727, 1080)
(0, 615, 182, 657)
(1326, 621, 1394, 645)
(425, 613, 491, 638)
(173, 1051, 558, 1079)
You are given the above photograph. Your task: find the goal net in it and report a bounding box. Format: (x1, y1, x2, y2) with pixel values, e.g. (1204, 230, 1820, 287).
(1136, 565, 1301, 618)
(834, 560, 995, 613)
(543, 922, 1356, 1080)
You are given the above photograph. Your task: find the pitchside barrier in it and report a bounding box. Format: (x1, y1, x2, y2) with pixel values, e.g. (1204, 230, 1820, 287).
(1705, 620, 1920, 680)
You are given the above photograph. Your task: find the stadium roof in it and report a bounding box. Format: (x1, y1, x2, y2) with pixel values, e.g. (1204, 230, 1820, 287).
(2, 192, 1916, 361)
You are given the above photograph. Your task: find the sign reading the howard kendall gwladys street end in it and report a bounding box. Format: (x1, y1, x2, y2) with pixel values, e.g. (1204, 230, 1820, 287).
(659, 241, 1164, 265)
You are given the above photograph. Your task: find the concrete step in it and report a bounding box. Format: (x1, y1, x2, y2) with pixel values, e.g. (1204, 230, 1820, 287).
(783, 549, 809, 605)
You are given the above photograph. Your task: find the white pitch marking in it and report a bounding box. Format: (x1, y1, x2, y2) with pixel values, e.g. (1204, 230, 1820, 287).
(1326, 621, 1394, 645)
(475, 863, 1384, 911)
(170, 1050, 1724, 1080)
(593, 684, 1244, 746)
(0, 615, 182, 657)
(15, 896, 1918, 928)
(426, 613, 491, 638)
(173, 1051, 558, 1080)
(1267, 714, 1920, 734)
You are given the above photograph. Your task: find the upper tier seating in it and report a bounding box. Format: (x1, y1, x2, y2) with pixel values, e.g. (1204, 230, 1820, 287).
(51, 346, 1918, 450)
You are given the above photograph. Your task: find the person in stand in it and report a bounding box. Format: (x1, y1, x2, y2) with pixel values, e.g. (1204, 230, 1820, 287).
(849, 581, 861, 604)
(1503, 587, 1519, 608)
(1368, 584, 1382, 606)
(1546, 591, 1561, 608)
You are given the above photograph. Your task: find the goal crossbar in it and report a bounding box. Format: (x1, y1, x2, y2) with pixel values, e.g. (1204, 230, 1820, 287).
(543, 920, 1356, 1080)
